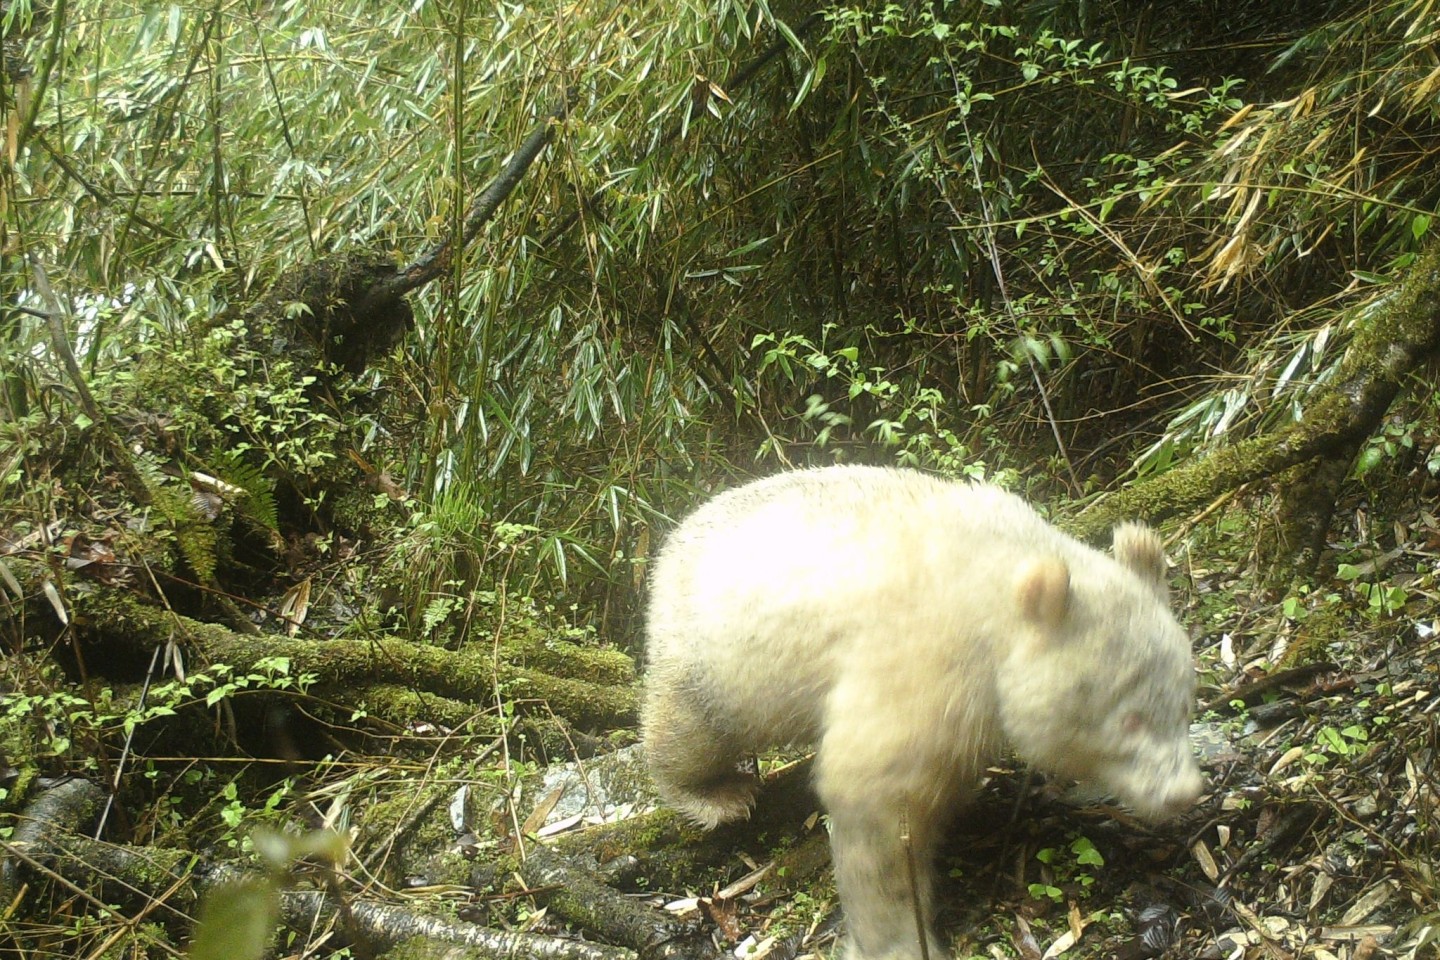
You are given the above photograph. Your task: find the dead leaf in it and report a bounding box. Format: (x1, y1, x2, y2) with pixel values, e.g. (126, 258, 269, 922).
(1012, 913, 1042, 960)
(1339, 880, 1397, 926)
(278, 579, 311, 636)
(1192, 839, 1220, 882)
(521, 784, 566, 837)
(42, 578, 68, 625)
(700, 895, 744, 942)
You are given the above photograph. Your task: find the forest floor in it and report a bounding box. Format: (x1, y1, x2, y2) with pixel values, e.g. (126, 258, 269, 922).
(4, 459, 1438, 960)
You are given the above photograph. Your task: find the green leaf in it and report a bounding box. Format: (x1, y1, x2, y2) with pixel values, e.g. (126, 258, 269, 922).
(189, 878, 280, 960)
(1071, 836, 1104, 866)
(1352, 445, 1385, 477)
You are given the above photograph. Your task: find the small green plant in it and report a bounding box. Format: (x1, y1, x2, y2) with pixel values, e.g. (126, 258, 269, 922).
(1352, 416, 1420, 478)
(1304, 723, 1370, 765)
(2, 660, 315, 772)
(1029, 835, 1106, 901)
(1028, 878, 1066, 903)
(751, 326, 1005, 480)
(1336, 563, 1408, 618)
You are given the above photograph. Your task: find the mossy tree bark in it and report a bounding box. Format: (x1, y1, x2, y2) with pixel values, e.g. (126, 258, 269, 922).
(7, 558, 636, 759)
(1066, 242, 1440, 581)
(90, 595, 636, 733)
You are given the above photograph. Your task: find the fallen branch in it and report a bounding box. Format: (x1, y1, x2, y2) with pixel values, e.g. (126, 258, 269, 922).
(0, 777, 107, 905)
(20, 826, 637, 960)
(521, 847, 713, 960)
(540, 760, 825, 895)
(376, 93, 574, 302)
(74, 591, 637, 731)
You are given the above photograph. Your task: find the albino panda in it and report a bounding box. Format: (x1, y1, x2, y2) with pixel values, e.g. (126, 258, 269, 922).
(642, 465, 1202, 960)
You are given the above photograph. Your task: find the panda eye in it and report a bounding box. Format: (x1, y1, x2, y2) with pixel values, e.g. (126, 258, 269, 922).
(1121, 711, 1145, 734)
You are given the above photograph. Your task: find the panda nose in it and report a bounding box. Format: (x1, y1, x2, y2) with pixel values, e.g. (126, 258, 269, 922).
(1162, 764, 1204, 816)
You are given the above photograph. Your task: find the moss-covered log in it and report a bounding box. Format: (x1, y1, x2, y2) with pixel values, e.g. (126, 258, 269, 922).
(20, 824, 637, 960)
(540, 760, 826, 895)
(73, 592, 636, 731)
(520, 847, 713, 960)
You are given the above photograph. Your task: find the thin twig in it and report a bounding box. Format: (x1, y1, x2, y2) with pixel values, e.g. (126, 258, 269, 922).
(1035, 164, 1195, 342)
(96, 644, 163, 839)
(900, 808, 930, 960)
(374, 93, 575, 302)
(937, 55, 1081, 494)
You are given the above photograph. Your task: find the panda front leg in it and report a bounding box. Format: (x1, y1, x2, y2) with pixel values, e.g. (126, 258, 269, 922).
(815, 690, 963, 960)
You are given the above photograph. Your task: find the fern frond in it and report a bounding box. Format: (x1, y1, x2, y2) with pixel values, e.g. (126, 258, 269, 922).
(217, 455, 280, 533)
(178, 523, 219, 584)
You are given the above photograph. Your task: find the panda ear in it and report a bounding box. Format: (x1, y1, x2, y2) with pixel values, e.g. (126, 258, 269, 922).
(1113, 522, 1168, 594)
(1017, 557, 1070, 631)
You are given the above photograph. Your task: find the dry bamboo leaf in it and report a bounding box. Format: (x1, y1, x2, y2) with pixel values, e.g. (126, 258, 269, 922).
(1270, 746, 1307, 775)
(1012, 913, 1042, 960)
(730, 935, 778, 960)
(42, 578, 68, 625)
(1291, 87, 1317, 117)
(1217, 122, 1260, 159)
(1217, 102, 1256, 132)
(1240, 126, 1276, 180)
(1040, 928, 1077, 959)
(521, 784, 566, 837)
(1407, 64, 1440, 108)
(1220, 633, 1236, 667)
(1309, 872, 1333, 913)
(1209, 232, 1252, 287)
(535, 813, 585, 837)
(1038, 903, 1088, 958)
(1339, 881, 1397, 925)
(1318, 924, 1394, 941)
(0, 557, 23, 599)
(1396, 0, 1436, 36)
(1302, 127, 1333, 156)
(1192, 840, 1220, 882)
(664, 897, 701, 920)
(279, 579, 312, 636)
(1232, 178, 1265, 231)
